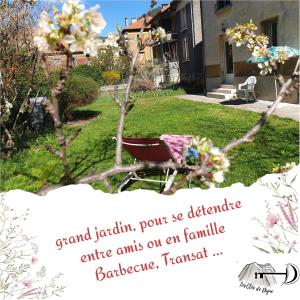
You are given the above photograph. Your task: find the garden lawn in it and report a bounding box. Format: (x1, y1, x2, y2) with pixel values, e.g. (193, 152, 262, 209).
(1, 94, 299, 193)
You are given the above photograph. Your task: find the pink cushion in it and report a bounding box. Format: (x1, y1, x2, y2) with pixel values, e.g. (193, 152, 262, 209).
(160, 135, 193, 163)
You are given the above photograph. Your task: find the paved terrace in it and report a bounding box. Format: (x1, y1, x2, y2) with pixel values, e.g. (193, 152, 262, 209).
(178, 95, 300, 122)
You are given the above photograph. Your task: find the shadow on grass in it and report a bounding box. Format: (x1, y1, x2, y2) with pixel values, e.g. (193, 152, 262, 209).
(18, 133, 116, 189)
(8, 110, 101, 152)
(69, 110, 101, 121)
(69, 134, 116, 179)
(220, 99, 257, 105)
(13, 128, 54, 151)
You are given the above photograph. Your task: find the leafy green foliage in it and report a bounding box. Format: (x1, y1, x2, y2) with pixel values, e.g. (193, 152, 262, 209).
(71, 64, 104, 85)
(59, 74, 99, 120)
(90, 46, 130, 80)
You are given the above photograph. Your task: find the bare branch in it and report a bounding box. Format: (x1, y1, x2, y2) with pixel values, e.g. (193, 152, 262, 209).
(3, 127, 15, 150)
(66, 128, 81, 146)
(108, 90, 122, 108)
(41, 52, 75, 183)
(12, 87, 32, 130)
(103, 178, 113, 193)
(45, 145, 62, 158)
(163, 166, 207, 195)
(78, 161, 197, 185)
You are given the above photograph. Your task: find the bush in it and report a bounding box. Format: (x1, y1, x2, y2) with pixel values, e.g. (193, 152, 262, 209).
(90, 47, 130, 81)
(59, 74, 99, 120)
(71, 64, 103, 84)
(131, 78, 155, 92)
(102, 70, 121, 84)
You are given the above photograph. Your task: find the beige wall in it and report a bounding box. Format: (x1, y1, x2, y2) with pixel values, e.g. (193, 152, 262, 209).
(127, 31, 153, 64)
(202, 0, 300, 102)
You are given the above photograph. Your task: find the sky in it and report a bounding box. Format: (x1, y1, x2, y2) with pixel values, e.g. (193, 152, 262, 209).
(81, 0, 169, 36)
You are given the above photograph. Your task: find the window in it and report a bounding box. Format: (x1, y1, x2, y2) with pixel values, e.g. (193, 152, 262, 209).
(180, 6, 187, 31)
(215, 0, 231, 12)
(225, 41, 233, 74)
(182, 35, 189, 62)
(262, 18, 278, 46)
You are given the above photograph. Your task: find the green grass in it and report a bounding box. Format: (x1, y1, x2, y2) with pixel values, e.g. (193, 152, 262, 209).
(1, 94, 299, 193)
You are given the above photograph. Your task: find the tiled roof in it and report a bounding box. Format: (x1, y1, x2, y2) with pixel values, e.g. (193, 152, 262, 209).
(124, 16, 152, 31)
(160, 3, 170, 13)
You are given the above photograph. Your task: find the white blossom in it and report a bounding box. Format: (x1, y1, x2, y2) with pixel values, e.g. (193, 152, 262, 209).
(85, 5, 106, 34)
(104, 33, 119, 48)
(157, 27, 167, 40)
(83, 38, 100, 57)
(38, 11, 53, 34)
(152, 26, 167, 42)
(62, 0, 85, 16)
(33, 0, 106, 56)
(0, 100, 13, 123)
(33, 35, 49, 52)
(213, 171, 225, 183)
(209, 147, 222, 156)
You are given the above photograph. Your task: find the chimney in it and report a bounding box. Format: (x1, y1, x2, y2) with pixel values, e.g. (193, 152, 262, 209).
(125, 17, 128, 27)
(131, 18, 137, 24)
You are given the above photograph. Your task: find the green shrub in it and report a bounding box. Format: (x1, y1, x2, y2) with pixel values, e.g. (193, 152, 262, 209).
(28, 69, 99, 121)
(71, 64, 103, 84)
(90, 46, 130, 80)
(59, 74, 99, 120)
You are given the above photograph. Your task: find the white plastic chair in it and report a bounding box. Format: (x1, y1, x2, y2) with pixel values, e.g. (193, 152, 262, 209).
(237, 76, 257, 102)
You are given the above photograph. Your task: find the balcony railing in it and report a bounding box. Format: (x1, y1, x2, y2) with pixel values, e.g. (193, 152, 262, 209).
(165, 32, 178, 43)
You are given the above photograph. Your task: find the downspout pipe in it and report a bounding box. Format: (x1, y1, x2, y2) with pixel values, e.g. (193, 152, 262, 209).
(189, 0, 195, 82)
(200, 0, 206, 94)
(189, 0, 195, 47)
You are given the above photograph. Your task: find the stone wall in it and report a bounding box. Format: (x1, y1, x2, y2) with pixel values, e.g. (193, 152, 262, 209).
(29, 97, 51, 130)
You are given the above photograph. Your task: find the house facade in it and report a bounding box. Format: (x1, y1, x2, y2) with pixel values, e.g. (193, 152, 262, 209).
(150, 3, 180, 85)
(175, 0, 204, 86)
(121, 1, 299, 102)
(45, 52, 88, 70)
(201, 0, 299, 103)
(149, 1, 205, 88)
(122, 17, 153, 64)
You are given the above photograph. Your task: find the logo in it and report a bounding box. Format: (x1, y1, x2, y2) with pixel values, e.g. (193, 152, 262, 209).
(238, 262, 299, 295)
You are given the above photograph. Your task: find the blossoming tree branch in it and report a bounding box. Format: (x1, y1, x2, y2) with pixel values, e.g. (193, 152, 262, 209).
(34, 1, 299, 194)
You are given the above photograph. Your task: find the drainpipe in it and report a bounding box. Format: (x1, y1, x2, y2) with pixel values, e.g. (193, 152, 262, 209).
(189, 0, 195, 83)
(189, 0, 195, 47)
(200, 0, 206, 94)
